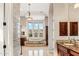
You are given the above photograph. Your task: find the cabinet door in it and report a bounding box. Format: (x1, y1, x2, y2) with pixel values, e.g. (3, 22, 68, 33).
(59, 22, 68, 36)
(70, 22, 78, 36)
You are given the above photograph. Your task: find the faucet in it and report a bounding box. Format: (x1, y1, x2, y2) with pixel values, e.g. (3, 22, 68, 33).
(72, 39, 77, 47)
(68, 37, 70, 40)
(68, 37, 72, 44)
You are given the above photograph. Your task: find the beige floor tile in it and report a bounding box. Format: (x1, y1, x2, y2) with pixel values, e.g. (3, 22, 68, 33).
(21, 46, 53, 56)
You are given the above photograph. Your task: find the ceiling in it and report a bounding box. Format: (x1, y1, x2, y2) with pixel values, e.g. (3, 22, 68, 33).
(20, 3, 49, 20)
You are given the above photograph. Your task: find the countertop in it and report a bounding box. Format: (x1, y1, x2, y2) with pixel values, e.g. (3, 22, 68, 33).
(57, 43, 79, 54)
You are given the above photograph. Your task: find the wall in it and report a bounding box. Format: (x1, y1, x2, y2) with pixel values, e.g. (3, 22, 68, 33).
(13, 3, 21, 56)
(48, 3, 53, 51)
(4, 3, 21, 56)
(4, 3, 13, 56)
(0, 3, 4, 56)
(53, 3, 79, 40)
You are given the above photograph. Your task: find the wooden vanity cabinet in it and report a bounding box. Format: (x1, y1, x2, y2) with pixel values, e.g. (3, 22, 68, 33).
(57, 43, 79, 56)
(57, 44, 70, 56)
(70, 50, 79, 56)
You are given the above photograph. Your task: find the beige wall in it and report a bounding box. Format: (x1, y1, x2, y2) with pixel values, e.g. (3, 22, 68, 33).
(4, 3, 13, 56)
(0, 4, 4, 56)
(13, 3, 21, 56)
(48, 3, 53, 51)
(53, 3, 79, 40)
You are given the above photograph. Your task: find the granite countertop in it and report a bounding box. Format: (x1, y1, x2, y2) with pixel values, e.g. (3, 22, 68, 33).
(57, 43, 79, 54)
(64, 45, 79, 53)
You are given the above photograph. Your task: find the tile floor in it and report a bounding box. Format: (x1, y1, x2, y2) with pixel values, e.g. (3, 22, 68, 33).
(21, 46, 53, 56)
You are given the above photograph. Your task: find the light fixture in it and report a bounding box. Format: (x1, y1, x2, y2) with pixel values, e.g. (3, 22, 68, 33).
(74, 3, 79, 8)
(27, 3, 33, 20)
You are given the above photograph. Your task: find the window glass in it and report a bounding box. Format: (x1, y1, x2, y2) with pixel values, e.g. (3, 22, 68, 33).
(29, 30, 32, 37)
(27, 21, 44, 38)
(28, 23, 33, 29)
(34, 23, 38, 30)
(39, 23, 43, 29)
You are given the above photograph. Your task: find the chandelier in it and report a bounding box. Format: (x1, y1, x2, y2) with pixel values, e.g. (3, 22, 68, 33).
(27, 3, 33, 20)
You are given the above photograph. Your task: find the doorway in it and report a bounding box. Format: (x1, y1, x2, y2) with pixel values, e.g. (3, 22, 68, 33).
(19, 3, 49, 56)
